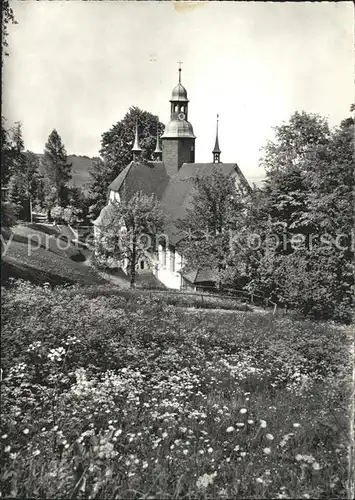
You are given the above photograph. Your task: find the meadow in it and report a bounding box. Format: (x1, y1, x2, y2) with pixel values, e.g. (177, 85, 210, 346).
(1, 280, 353, 499)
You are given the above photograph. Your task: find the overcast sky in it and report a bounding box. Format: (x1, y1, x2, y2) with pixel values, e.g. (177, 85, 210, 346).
(3, 1, 354, 184)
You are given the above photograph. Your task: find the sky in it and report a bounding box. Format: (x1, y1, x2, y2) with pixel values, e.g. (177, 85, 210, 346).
(3, 1, 354, 185)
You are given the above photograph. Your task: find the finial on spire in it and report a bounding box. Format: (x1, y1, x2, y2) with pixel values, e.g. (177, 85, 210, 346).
(212, 114, 221, 163)
(132, 121, 142, 161)
(177, 60, 183, 83)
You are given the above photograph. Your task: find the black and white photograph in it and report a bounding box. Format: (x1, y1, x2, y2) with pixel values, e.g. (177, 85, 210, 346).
(1, 0, 354, 498)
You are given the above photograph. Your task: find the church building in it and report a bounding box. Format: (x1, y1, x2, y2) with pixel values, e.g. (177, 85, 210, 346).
(93, 68, 251, 290)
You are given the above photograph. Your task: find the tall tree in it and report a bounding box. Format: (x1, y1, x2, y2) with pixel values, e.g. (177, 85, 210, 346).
(40, 129, 72, 216)
(88, 107, 165, 220)
(252, 111, 354, 322)
(87, 157, 112, 220)
(94, 191, 165, 288)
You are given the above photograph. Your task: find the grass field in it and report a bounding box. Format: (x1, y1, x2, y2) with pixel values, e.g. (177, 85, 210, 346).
(1, 281, 353, 499)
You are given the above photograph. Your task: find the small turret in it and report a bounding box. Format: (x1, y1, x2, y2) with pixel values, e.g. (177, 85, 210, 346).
(154, 128, 163, 161)
(212, 114, 221, 163)
(132, 121, 142, 161)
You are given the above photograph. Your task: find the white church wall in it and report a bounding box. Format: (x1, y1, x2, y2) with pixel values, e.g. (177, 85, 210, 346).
(155, 244, 183, 289)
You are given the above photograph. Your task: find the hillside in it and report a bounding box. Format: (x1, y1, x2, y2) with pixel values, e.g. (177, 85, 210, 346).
(1, 223, 106, 286)
(35, 154, 95, 192)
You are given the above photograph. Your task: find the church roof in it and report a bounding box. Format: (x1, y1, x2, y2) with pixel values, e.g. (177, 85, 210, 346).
(180, 267, 219, 284)
(105, 161, 249, 243)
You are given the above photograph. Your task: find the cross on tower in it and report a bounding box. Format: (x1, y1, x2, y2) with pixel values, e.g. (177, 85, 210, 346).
(177, 60, 183, 83)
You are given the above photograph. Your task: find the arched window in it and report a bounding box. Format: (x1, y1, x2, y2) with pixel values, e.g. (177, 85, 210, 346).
(140, 260, 144, 270)
(175, 105, 179, 113)
(181, 106, 184, 113)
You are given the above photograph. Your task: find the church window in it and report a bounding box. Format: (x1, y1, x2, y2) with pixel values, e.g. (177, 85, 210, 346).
(170, 248, 175, 272)
(181, 106, 184, 112)
(140, 260, 144, 270)
(175, 105, 179, 113)
(161, 246, 166, 267)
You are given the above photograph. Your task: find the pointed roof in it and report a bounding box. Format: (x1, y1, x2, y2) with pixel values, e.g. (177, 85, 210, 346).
(132, 122, 142, 152)
(154, 130, 162, 154)
(212, 114, 221, 154)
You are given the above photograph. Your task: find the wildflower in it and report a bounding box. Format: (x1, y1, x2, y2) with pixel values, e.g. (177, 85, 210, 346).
(183, 449, 188, 455)
(295, 454, 303, 461)
(23, 428, 29, 435)
(33, 449, 40, 456)
(196, 472, 216, 490)
(4, 445, 11, 453)
(263, 447, 271, 454)
(143, 461, 148, 469)
(236, 422, 244, 427)
(265, 433, 274, 441)
(208, 447, 213, 453)
(260, 420, 267, 428)
(312, 462, 321, 470)
(293, 423, 301, 428)
(226, 426, 235, 433)
(1, 434, 8, 439)
(114, 429, 122, 437)
(247, 419, 254, 425)
(256, 477, 264, 484)
(240, 408, 247, 414)
(240, 451, 246, 457)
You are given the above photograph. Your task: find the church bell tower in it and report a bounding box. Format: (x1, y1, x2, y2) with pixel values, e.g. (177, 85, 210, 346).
(161, 65, 196, 175)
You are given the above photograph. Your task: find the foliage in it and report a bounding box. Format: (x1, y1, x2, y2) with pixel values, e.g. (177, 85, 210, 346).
(248, 111, 354, 322)
(0, 281, 352, 499)
(94, 191, 165, 287)
(177, 170, 246, 284)
(88, 108, 165, 220)
(40, 130, 72, 213)
(2, 0, 17, 57)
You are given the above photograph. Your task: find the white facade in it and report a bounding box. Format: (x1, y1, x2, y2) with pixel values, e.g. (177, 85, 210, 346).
(153, 244, 183, 289)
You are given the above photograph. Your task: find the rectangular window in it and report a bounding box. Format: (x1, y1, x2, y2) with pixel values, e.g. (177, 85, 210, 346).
(161, 246, 166, 267)
(170, 248, 175, 272)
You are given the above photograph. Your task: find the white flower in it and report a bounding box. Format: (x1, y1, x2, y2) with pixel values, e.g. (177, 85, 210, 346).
(293, 423, 301, 428)
(4, 445, 11, 453)
(114, 429, 122, 437)
(312, 462, 321, 470)
(196, 472, 216, 490)
(207, 447, 213, 453)
(240, 408, 247, 414)
(295, 454, 303, 461)
(236, 422, 244, 427)
(240, 451, 246, 457)
(183, 449, 188, 455)
(33, 449, 40, 456)
(23, 428, 29, 435)
(226, 426, 235, 433)
(1, 434, 8, 439)
(256, 477, 264, 484)
(265, 433, 274, 441)
(263, 447, 271, 454)
(260, 420, 267, 428)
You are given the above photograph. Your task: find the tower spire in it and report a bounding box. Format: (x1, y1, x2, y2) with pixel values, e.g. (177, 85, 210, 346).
(212, 114, 221, 163)
(154, 126, 162, 161)
(132, 121, 142, 161)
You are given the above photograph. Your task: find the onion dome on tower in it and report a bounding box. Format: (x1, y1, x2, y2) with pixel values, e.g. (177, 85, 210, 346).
(161, 65, 196, 140)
